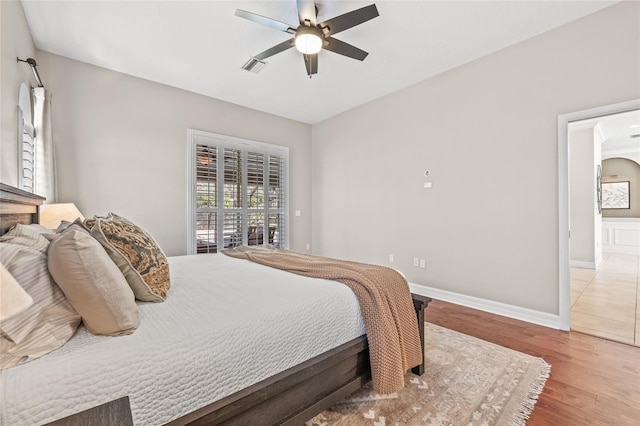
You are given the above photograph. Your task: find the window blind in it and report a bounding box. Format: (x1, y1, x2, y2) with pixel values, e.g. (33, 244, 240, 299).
(189, 130, 289, 254)
(195, 144, 217, 253)
(18, 107, 35, 193)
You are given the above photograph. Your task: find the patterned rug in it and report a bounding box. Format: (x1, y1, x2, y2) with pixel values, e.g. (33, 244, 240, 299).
(307, 323, 551, 426)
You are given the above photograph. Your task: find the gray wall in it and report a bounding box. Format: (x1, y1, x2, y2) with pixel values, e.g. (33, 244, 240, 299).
(35, 52, 312, 256)
(569, 128, 602, 266)
(602, 158, 640, 218)
(311, 2, 640, 315)
(0, 0, 38, 185)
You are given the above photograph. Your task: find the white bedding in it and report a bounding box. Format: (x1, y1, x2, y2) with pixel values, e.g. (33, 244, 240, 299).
(0, 253, 365, 426)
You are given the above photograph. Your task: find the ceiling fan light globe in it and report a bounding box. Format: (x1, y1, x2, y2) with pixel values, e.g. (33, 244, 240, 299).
(295, 33, 322, 54)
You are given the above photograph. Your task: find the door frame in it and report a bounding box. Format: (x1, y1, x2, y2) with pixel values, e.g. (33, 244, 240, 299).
(557, 99, 640, 330)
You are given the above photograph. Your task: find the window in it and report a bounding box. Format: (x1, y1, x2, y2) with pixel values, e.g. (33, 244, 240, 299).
(188, 130, 289, 254)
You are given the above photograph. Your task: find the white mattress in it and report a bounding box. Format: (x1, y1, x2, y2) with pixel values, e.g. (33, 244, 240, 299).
(0, 254, 365, 426)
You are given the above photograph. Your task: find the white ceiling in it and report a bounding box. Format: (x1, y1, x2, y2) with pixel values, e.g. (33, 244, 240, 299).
(21, 0, 616, 124)
(568, 109, 640, 157)
(599, 110, 640, 155)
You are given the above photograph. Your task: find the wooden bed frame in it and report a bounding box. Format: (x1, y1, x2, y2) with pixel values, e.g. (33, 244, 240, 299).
(0, 183, 430, 426)
(0, 183, 45, 234)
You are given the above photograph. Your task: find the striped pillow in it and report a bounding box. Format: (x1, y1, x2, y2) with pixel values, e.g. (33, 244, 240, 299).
(0, 223, 49, 252)
(0, 242, 80, 369)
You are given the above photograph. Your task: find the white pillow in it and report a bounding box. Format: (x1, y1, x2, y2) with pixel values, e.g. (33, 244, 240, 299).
(0, 262, 33, 322)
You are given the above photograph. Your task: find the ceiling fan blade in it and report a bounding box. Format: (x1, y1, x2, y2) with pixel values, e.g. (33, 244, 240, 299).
(324, 37, 368, 61)
(296, 0, 316, 26)
(303, 53, 318, 76)
(235, 9, 296, 34)
(254, 39, 296, 60)
(318, 4, 379, 37)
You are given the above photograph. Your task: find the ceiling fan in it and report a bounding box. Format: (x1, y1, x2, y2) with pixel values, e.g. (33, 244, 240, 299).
(235, 0, 379, 77)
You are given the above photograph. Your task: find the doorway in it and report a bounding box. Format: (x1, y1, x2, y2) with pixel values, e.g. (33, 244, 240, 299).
(557, 99, 640, 335)
(567, 110, 640, 346)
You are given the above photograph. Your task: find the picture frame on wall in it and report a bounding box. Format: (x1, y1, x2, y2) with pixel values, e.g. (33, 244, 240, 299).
(602, 181, 630, 209)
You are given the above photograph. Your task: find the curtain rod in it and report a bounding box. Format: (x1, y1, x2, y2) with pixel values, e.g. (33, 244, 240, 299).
(17, 57, 44, 88)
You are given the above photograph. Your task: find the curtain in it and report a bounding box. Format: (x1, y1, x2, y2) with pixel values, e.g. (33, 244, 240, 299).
(32, 87, 57, 203)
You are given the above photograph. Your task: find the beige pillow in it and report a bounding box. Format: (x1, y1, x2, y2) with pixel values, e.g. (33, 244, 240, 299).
(48, 225, 139, 336)
(89, 213, 170, 302)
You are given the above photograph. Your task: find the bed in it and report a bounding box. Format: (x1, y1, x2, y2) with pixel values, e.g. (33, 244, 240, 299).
(0, 183, 429, 426)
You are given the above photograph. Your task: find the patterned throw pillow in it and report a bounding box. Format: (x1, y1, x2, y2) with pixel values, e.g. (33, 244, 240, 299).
(88, 213, 170, 302)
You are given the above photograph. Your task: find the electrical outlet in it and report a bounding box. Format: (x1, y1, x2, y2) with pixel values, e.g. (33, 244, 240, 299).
(389, 254, 394, 263)
(305, 243, 310, 250)
(413, 257, 419, 267)
(420, 259, 426, 268)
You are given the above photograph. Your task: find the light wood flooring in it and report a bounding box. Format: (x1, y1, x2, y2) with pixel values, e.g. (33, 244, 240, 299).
(571, 253, 640, 346)
(425, 299, 640, 426)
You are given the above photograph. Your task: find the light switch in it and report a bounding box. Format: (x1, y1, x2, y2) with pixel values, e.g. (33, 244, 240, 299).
(423, 182, 432, 188)
(295, 210, 301, 216)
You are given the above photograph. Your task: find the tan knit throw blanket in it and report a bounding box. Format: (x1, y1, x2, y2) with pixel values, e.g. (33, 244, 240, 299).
(222, 246, 422, 394)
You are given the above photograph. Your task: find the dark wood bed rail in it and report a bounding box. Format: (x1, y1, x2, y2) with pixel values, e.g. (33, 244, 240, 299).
(411, 293, 430, 376)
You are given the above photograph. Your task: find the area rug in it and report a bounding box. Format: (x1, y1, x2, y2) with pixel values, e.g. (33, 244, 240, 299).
(307, 323, 551, 426)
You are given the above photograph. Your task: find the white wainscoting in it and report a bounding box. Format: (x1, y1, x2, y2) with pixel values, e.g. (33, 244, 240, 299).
(602, 219, 640, 255)
(409, 283, 561, 330)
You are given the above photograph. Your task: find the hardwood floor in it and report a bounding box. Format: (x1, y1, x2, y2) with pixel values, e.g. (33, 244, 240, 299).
(425, 299, 640, 426)
(571, 253, 639, 346)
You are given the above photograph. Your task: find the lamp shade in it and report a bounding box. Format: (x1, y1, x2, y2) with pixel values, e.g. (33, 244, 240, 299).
(40, 203, 85, 230)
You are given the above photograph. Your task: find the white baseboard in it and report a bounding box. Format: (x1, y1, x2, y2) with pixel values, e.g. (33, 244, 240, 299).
(409, 283, 561, 330)
(570, 260, 596, 269)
